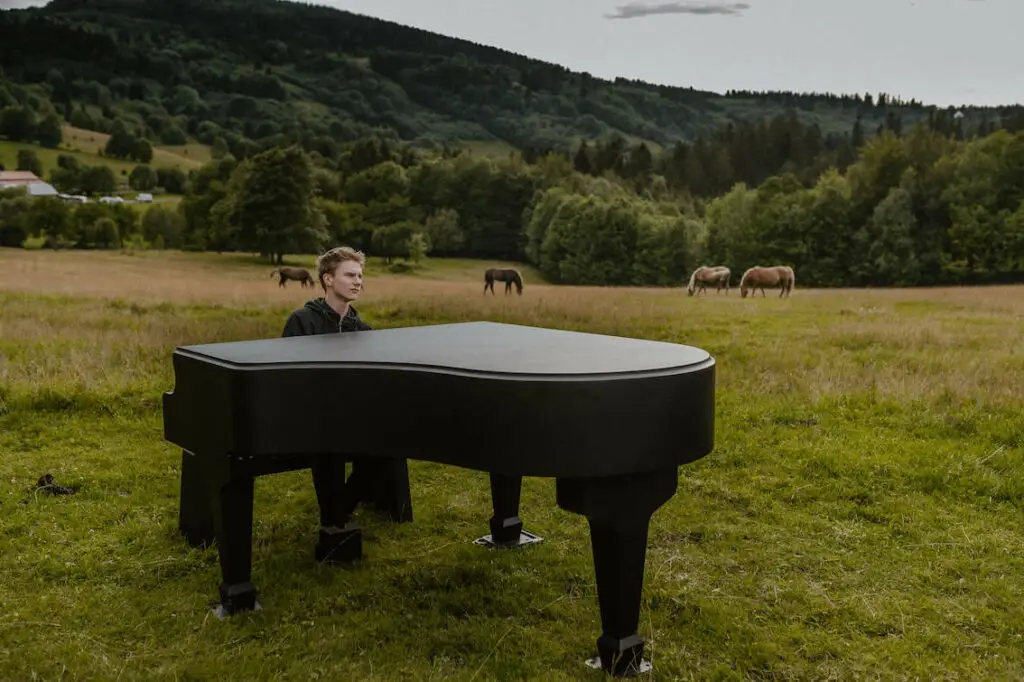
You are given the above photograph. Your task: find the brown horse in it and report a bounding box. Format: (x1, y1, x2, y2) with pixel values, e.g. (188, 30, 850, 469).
(271, 266, 315, 289)
(484, 268, 523, 295)
(740, 265, 795, 298)
(687, 265, 731, 296)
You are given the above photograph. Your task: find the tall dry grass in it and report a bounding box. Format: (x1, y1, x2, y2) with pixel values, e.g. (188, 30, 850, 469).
(2, 248, 1023, 412)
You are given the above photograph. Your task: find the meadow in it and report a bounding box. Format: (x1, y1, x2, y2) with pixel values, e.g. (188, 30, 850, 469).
(1, 248, 1023, 680)
(0, 124, 206, 186)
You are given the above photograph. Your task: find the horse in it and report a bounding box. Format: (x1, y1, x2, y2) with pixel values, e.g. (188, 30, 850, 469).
(687, 265, 731, 296)
(739, 265, 796, 299)
(271, 266, 315, 289)
(484, 268, 524, 296)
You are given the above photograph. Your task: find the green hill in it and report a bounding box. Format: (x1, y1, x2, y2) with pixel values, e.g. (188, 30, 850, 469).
(0, 124, 205, 177)
(1, 0, 1021, 160)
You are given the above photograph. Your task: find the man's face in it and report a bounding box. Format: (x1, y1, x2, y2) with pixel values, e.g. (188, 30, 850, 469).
(325, 260, 363, 302)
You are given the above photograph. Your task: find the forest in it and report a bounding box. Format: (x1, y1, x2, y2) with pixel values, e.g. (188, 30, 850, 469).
(0, 0, 1022, 286)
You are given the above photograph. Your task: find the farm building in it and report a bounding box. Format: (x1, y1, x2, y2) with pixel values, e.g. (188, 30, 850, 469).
(0, 170, 59, 197)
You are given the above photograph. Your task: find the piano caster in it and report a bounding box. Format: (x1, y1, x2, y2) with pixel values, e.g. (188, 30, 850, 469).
(315, 523, 363, 564)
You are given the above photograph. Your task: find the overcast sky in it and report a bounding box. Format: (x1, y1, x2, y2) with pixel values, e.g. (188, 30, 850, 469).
(3, 0, 1020, 107)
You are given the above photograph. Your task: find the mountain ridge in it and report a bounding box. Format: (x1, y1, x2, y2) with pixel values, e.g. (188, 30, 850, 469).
(0, 0, 1020, 157)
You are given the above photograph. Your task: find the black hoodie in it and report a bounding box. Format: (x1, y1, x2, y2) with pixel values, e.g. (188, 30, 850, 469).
(281, 297, 372, 337)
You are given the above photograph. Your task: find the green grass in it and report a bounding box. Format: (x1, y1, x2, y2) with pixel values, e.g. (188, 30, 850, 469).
(1, 251, 1023, 680)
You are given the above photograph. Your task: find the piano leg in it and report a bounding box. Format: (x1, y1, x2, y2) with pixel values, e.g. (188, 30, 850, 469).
(555, 467, 678, 677)
(312, 456, 363, 564)
(476, 473, 543, 549)
(359, 457, 414, 523)
(206, 472, 258, 617)
(178, 449, 214, 547)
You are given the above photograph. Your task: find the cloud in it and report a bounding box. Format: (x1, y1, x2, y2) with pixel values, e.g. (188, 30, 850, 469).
(605, 1, 751, 19)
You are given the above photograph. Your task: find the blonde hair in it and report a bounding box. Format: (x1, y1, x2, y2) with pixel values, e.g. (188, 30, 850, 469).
(317, 246, 366, 289)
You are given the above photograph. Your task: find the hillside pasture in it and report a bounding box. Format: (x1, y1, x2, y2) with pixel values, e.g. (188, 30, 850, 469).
(60, 125, 208, 171)
(1, 248, 1023, 680)
(0, 125, 206, 184)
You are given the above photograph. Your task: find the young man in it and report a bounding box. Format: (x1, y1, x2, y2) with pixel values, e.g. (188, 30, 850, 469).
(282, 246, 371, 336)
(282, 246, 413, 562)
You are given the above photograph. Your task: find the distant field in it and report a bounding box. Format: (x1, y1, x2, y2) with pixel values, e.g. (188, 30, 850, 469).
(462, 139, 520, 158)
(60, 125, 207, 171)
(0, 125, 207, 186)
(1, 248, 1023, 680)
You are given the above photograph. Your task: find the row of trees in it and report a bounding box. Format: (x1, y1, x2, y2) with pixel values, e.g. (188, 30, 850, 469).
(161, 120, 1023, 286)
(3, 113, 1021, 287)
(0, 187, 183, 249)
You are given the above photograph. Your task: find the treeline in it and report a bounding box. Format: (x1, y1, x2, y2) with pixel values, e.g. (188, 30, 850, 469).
(178, 122, 1024, 286)
(1, 0, 1021, 160)
(702, 127, 1024, 286)
(4, 120, 1022, 287)
(0, 187, 183, 249)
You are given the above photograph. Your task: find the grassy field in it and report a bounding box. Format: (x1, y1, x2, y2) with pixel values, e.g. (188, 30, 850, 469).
(0, 125, 207, 183)
(1, 248, 1023, 680)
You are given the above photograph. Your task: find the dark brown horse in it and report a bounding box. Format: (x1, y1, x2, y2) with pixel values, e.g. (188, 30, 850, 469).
(484, 268, 523, 295)
(271, 266, 315, 289)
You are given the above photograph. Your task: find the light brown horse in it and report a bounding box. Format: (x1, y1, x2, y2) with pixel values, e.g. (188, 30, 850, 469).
(687, 266, 731, 296)
(740, 265, 795, 298)
(271, 266, 315, 289)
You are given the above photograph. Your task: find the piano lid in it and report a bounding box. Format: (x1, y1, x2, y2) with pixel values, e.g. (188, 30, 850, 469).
(173, 321, 712, 378)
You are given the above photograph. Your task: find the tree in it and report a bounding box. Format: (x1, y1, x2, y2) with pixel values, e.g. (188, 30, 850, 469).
(156, 167, 188, 194)
(91, 217, 120, 249)
(573, 141, 592, 175)
(371, 220, 418, 262)
(142, 205, 184, 248)
(866, 187, 920, 285)
(0, 106, 36, 141)
(79, 166, 117, 195)
(223, 145, 328, 263)
(423, 207, 463, 255)
(26, 198, 72, 246)
(407, 232, 430, 263)
(16, 149, 42, 176)
(34, 114, 63, 148)
(129, 165, 158, 191)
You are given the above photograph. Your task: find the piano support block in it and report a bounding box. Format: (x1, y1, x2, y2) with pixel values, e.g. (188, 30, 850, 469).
(587, 634, 651, 677)
(215, 580, 259, 618)
(315, 523, 363, 564)
(489, 514, 524, 545)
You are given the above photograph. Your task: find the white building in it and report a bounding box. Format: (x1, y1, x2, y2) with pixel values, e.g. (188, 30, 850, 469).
(0, 170, 60, 197)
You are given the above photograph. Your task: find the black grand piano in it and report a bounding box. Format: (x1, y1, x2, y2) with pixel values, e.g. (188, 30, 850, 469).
(162, 321, 716, 676)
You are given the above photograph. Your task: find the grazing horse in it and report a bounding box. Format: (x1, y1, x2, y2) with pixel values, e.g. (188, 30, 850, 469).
(687, 265, 731, 296)
(484, 268, 524, 295)
(739, 265, 796, 299)
(271, 266, 315, 289)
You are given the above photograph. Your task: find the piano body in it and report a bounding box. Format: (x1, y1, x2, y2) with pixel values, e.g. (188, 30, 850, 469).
(162, 321, 715, 676)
